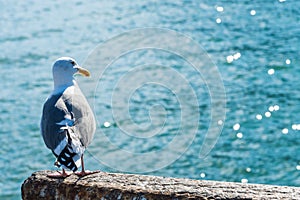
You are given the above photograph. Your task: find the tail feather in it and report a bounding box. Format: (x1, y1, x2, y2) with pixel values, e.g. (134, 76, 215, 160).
(55, 143, 78, 172)
(53, 129, 84, 172)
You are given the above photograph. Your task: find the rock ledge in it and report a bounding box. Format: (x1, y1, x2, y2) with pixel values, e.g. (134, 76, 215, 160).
(21, 170, 300, 199)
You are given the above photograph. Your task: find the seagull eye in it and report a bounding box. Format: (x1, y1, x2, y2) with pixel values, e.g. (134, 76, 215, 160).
(70, 61, 76, 66)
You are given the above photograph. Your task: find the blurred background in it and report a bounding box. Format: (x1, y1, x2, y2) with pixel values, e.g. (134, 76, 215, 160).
(1, 0, 300, 199)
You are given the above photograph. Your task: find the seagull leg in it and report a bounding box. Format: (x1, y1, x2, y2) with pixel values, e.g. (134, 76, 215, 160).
(47, 168, 72, 178)
(75, 154, 100, 176)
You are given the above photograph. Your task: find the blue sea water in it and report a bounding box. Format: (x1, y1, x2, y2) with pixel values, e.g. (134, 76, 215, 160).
(1, 0, 300, 199)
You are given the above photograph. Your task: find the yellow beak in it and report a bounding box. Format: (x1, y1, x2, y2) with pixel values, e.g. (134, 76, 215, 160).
(76, 66, 90, 77)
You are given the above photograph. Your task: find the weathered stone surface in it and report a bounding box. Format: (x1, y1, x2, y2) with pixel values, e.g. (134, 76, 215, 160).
(22, 170, 300, 200)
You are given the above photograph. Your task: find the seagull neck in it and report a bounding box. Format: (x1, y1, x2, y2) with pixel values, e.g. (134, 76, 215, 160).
(53, 79, 76, 95)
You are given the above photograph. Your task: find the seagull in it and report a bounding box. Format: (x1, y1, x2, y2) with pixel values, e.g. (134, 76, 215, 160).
(41, 57, 99, 178)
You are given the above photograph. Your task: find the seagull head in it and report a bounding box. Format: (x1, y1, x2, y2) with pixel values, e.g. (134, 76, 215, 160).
(52, 57, 90, 89)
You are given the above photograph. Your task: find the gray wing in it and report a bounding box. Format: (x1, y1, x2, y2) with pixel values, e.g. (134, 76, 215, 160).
(69, 84, 96, 147)
(40, 85, 96, 151)
(41, 93, 69, 150)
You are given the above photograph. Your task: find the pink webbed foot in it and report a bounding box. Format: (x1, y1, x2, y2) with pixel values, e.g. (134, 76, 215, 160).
(75, 170, 100, 177)
(47, 170, 72, 178)
(75, 154, 100, 177)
